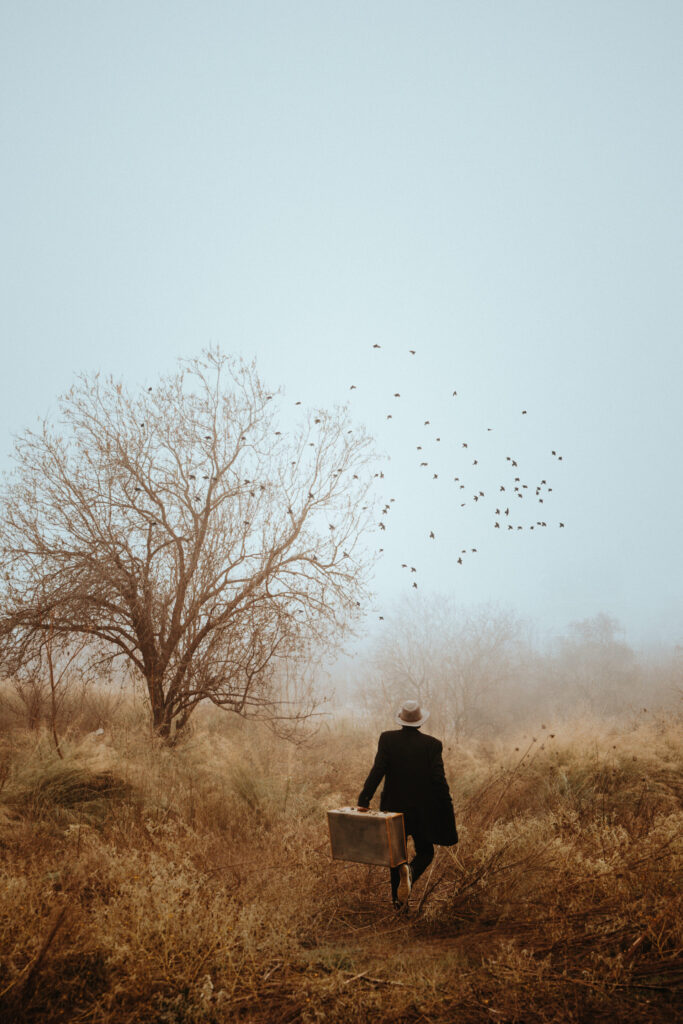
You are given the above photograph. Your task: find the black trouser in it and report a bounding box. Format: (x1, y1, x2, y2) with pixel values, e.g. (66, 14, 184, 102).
(390, 810, 434, 901)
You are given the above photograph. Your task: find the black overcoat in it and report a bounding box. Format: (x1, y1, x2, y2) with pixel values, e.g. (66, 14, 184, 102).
(357, 727, 458, 846)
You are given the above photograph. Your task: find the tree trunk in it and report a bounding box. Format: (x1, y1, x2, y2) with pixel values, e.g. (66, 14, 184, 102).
(46, 617, 63, 759)
(151, 704, 173, 741)
(147, 675, 174, 741)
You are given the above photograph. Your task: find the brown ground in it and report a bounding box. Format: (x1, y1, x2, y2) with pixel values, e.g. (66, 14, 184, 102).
(0, 707, 681, 1023)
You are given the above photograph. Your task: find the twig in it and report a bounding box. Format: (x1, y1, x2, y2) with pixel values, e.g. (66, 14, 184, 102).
(417, 851, 446, 912)
(20, 905, 69, 1004)
(343, 970, 369, 985)
(342, 969, 408, 988)
(623, 909, 668, 963)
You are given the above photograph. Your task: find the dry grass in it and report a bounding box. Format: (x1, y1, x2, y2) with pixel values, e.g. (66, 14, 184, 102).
(0, 705, 680, 1023)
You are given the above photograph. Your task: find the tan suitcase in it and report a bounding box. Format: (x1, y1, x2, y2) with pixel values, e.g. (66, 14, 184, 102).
(327, 807, 407, 867)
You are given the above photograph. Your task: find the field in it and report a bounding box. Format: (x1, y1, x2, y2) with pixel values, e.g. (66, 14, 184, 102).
(0, 703, 681, 1023)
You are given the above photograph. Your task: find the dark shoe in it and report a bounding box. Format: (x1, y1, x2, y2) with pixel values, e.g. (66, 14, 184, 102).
(397, 863, 412, 904)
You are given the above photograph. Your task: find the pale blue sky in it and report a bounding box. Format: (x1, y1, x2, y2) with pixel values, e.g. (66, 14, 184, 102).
(1, 1, 681, 645)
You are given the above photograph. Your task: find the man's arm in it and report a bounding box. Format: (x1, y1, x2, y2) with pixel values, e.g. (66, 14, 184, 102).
(430, 740, 453, 802)
(357, 734, 389, 807)
(430, 739, 458, 845)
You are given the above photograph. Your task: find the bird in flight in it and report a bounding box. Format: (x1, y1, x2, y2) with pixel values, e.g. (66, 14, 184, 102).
(409, 349, 416, 354)
(373, 343, 381, 349)
(412, 582, 418, 589)
(429, 531, 435, 539)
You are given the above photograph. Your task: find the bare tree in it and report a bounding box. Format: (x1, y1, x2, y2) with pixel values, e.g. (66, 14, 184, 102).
(361, 595, 528, 740)
(0, 350, 378, 741)
(548, 613, 641, 714)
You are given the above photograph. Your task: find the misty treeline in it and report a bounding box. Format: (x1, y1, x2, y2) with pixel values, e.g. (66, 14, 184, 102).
(356, 599, 682, 741)
(1, 597, 679, 745)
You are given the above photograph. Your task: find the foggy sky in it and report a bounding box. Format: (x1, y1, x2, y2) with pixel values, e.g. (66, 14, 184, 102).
(1, 1, 681, 646)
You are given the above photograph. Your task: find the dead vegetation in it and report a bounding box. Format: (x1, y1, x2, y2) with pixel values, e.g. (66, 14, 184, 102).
(0, 701, 680, 1023)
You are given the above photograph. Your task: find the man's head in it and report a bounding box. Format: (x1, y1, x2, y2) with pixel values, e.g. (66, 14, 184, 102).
(396, 699, 429, 728)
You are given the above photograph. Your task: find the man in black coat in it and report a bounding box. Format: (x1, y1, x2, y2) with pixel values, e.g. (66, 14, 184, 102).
(357, 700, 458, 908)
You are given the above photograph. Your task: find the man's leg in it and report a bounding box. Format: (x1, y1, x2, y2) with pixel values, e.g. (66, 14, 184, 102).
(409, 833, 435, 886)
(389, 865, 400, 904)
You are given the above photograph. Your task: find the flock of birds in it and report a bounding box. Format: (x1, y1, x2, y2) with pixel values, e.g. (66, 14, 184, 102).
(339, 344, 566, 618)
(134, 348, 565, 622)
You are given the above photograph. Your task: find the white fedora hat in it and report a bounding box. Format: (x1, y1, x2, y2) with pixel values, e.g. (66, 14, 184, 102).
(396, 699, 429, 728)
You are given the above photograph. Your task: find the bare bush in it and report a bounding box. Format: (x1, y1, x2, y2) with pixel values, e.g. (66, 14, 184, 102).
(547, 613, 643, 714)
(361, 595, 530, 740)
